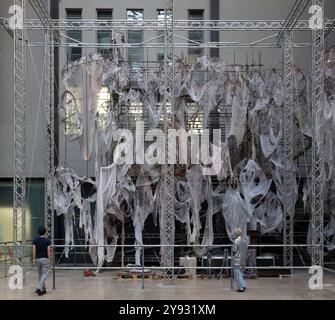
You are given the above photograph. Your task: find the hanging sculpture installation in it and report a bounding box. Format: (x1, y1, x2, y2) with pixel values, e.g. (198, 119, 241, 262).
(55, 48, 335, 267)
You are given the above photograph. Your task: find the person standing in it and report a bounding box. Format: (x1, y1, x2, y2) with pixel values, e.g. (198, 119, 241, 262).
(232, 228, 249, 292)
(32, 226, 51, 296)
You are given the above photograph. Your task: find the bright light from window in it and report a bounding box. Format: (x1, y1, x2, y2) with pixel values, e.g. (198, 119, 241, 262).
(97, 86, 110, 111)
(96, 86, 111, 131)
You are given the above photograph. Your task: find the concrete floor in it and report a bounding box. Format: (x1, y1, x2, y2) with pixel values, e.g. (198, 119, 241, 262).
(1, 270, 335, 300)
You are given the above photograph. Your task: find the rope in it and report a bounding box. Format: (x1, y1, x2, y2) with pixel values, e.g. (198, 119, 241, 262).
(26, 38, 45, 208)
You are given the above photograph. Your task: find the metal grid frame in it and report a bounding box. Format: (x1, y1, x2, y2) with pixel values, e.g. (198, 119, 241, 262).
(161, 0, 175, 277)
(311, 0, 325, 267)
(5, 0, 328, 275)
(44, 28, 55, 243)
(29, 0, 58, 244)
(282, 31, 295, 268)
(13, 0, 26, 270)
(12, 18, 335, 31)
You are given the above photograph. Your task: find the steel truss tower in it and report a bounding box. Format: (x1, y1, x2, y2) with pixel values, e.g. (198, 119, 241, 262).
(28, 0, 58, 242)
(161, 0, 175, 277)
(12, 1, 57, 276)
(311, 0, 324, 267)
(44, 29, 55, 242)
(13, 0, 27, 270)
(283, 31, 295, 268)
(5, 0, 330, 274)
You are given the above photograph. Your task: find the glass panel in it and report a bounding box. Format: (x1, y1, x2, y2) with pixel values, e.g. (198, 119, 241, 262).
(188, 10, 204, 59)
(127, 10, 144, 75)
(96, 86, 111, 131)
(157, 9, 164, 62)
(97, 9, 113, 57)
(0, 180, 44, 244)
(127, 9, 144, 21)
(66, 9, 82, 62)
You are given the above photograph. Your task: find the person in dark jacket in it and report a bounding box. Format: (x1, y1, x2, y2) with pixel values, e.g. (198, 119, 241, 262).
(32, 226, 51, 296)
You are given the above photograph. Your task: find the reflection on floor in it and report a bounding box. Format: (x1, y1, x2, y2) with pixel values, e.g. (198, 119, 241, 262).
(0, 270, 334, 300)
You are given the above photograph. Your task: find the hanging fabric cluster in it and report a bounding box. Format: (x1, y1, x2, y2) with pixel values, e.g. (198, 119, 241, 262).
(55, 50, 335, 267)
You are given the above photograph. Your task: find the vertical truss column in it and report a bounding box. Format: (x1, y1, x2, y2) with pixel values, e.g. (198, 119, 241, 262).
(161, 0, 175, 277)
(44, 29, 55, 243)
(29, 0, 58, 246)
(283, 31, 294, 268)
(13, 0, 26, 269)
(311, 0, 324, 267)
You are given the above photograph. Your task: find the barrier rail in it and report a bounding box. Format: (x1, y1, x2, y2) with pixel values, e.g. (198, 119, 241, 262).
(0, 243, 327, 290)
(50, 244, 324, 290)
(0, 241, 32, 278)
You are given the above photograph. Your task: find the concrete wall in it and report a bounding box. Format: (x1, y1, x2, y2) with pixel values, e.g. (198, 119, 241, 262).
(0, 0, 46, 178)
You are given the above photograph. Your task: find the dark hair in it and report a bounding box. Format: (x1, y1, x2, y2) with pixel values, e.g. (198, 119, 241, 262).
(38, 226, 47, 236)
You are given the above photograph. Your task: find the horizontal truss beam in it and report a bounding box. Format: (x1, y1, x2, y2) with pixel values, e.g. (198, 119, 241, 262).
(1, 18, 335, 31)
(26, 42, 312, 49)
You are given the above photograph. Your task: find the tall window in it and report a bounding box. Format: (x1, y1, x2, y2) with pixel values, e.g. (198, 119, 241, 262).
(188, 10, 204, 64)
(96, 86, 111, 131)
(97, 9, 113, 57)
(127, 9, 144, 75)
(157, 9, 165, 62)
(66, 9, 82, 62)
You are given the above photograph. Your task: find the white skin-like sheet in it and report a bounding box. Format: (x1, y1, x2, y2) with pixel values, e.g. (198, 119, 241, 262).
(239, 159, 272, 216)
(57, 52, 335, 266)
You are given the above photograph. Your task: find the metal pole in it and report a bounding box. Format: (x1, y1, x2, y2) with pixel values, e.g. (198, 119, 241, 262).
(53, 249, 56, 290)
(230, 246, 233, 290)
(121, 220, 125, 268)
(4, 244, 7, 278)
(141, 245, 145, 290)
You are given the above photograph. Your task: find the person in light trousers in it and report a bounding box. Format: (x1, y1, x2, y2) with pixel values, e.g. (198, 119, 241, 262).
(232, 228, 249, 292)
(32, 226, 51, 296)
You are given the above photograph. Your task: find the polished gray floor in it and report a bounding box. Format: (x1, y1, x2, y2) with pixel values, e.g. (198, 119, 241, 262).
(1, 270, 335, 300)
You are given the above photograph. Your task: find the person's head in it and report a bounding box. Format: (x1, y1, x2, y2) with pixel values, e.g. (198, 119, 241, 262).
(234, 228, 242, 238)
(38, 226, 47, 236)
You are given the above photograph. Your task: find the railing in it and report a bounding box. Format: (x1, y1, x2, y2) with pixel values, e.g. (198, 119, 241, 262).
(51, 243, 329, 290)
(1, 243, 332, 290)
(0, 241, 32, 278)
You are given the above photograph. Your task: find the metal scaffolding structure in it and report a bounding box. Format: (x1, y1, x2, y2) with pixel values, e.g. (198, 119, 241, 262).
(311, 0, 325, 267)
(13, 0, 26, 270)
(2, 0, 330, 275)
(282, 31, 295, 268)
(44, 29, 55, 243)
(161, 0, 175, 277)
(28, 0, 57, 243)
(279, 0, 312, 269)
(12, 18, 335, 31)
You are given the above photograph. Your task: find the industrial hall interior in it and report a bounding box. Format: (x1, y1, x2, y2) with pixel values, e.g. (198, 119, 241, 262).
(0, 0, 335, 300)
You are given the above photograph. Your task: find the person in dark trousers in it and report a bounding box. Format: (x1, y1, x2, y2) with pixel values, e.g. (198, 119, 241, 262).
(32, 226, 51, 296)
(232, 228, 249, 292)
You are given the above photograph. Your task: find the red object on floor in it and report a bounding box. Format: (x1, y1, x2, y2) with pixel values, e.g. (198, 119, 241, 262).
(83, 269, 94, 277)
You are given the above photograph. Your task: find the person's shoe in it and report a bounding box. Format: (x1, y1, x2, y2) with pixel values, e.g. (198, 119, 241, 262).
(237, 289, 245, 292)
(243, 287, 246, 290)
(41, 289, 47, 295)
(35, 289, 43, 296)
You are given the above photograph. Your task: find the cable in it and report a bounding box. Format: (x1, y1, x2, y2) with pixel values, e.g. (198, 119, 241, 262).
(26, 38, 45, 209)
